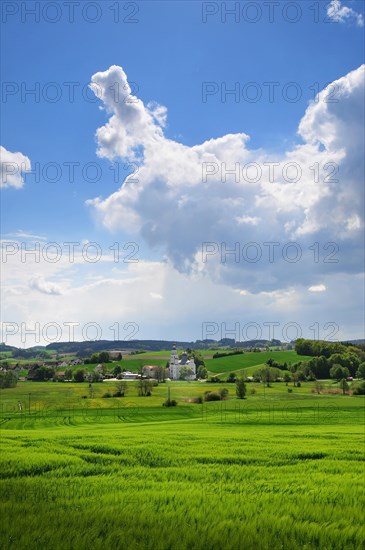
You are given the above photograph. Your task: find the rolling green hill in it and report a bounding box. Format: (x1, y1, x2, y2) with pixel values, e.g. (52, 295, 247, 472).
(205, 350, 311, 375)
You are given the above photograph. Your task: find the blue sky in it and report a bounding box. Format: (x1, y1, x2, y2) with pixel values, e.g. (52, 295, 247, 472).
(1, 1, 364, 346)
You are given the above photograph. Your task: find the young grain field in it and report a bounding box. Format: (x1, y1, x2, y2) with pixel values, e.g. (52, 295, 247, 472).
(0, 381, 364, 549)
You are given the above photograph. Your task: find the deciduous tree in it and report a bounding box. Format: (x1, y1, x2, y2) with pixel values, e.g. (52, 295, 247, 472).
(339, 378, 349, 395)
(236, 378, 246, 399)
(73, 369, 85, 383)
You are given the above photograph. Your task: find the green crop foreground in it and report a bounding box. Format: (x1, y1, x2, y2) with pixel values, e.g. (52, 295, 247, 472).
(0, 381, 364, 549)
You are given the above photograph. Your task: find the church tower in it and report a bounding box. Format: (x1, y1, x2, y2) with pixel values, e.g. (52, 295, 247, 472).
(169, 344, 196, 380)
(169, 344, 179, 379)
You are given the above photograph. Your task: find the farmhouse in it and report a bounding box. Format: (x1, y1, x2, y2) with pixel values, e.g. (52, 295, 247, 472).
(108, 350, 124, 359)
(169, 345, 196, 380)
(122, 371, 140, 380)
(142, 365, 160, 378)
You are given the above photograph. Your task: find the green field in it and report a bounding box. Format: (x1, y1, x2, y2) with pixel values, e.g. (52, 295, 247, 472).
(83, 358, 168, 374)
(0, 379, 364, 549)
(205, 350, 311, 375)
(117, 357, 167, 370)
(119, 350, 309, 376)
(1, 350, 307, 380)
(132, 349, 220, 359)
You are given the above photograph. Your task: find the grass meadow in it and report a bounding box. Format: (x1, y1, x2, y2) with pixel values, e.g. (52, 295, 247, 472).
(205, 350, 311, 375)
(0, 376, 364, 549)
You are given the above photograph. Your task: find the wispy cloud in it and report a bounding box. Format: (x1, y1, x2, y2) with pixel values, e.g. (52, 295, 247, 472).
(150, 292, 163, 300)
(5, 230, 47, 241)
(308, 284, 327, 293)
(29, 276, 63, 295)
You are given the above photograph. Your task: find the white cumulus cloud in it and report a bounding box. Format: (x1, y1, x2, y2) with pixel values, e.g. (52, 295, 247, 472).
(29, 276, 63, 295)
(87, 64, 364, 294)
(0, 146, 31, 189)
(327, 0, 364, 27)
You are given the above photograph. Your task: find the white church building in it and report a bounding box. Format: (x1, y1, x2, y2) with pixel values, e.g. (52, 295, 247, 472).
(169, 345, 196, 380)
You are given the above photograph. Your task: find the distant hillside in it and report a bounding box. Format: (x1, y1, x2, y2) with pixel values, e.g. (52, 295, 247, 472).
(235, 339, 283, 349)
(46, 339, 213, 354)
(3, 337, 362, 356)
(0, 344, 18, 353)
(44, 338, 283, 354)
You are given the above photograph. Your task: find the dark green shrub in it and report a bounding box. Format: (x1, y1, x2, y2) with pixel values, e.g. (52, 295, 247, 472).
(204, 391, 221, 402)
(192, 395, 203, 404)
(163, 398, 177, 407)
(353, 381, 365, 395)
(0, 371, 18, 388)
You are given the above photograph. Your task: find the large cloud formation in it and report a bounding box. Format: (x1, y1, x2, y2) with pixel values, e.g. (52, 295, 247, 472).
(87, 65, 364, 293)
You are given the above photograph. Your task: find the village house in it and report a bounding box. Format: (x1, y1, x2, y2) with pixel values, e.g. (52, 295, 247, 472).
(122, 371, 140, 380)
(108, 350, 125, 359)
(142, 365, 170, 380)
(142, 365, 163, 378)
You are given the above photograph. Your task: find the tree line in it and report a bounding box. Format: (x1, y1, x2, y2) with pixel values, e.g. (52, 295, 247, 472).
(295, 338, 365, 379)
